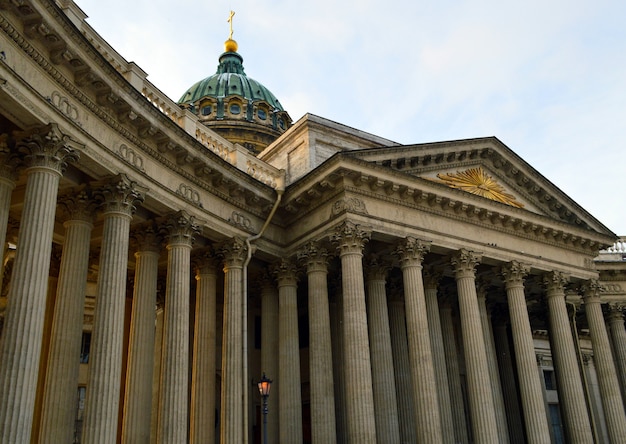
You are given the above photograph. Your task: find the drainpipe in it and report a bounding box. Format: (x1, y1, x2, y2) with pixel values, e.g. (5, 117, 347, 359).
(567, 300, 599, 443)
(242, 176, 285, 444)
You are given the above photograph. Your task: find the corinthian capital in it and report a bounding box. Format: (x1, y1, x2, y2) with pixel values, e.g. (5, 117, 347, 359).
(394, 236, 430, 268)
(0, 133, 20, 181)
(364, 253, 391, 281)
(160, 211, 200, 247)
(271, 258, 299, 286)
(218, 237, 248, 268)
(15, 123, 79, 173)
(500, 261, 530, 288)
(93, 174, 146, 217)
(450, 248, 482, 278)
(581, 279, 603, 303)
(57, 185, 98, 224)
(130, 221, 163, 253)
(330, 220, 371, 255)
(542, 271, 569, 297)
(297, 241, 330, 272)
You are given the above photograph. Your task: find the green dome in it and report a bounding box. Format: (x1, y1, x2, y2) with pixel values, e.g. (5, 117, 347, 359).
(178, 51, 284, 111)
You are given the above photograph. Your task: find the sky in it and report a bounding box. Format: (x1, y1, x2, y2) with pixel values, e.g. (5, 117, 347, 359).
(74, 0, 626, 236)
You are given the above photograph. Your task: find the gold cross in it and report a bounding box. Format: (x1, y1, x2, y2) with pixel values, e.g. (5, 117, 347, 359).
(227, 10, 235, 40)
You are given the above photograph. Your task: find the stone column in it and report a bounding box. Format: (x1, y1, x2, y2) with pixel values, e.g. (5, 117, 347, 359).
(0, 124, 78, 444)
(606, 305, 626, 400)
(388, 288, 418, 444)
(158, 212, 198, 443)
(439, 295, 469, 444)
(394, 237, 442, 443)
(364, 254, 400, 443)
(450, 249, 499, 443)
(273, 258, 303, 444)
(331, 221, 376, 443)
(299, 242, 337, 443)
(423, 269, 455, 443)
(543, 271, 593, 443)
(492, 317, 526, 444)
(260, 272, 279, 444)
(219, 237, 248, 444)
(39, 188, 96, 444)
(329, 281, 347, 444)
(121, 223, 162, 444)
(476, 284, 510, 443)
(582, 280, 626, 442)
(81, 175, 144, 444)
(190, 247, 219, 444)
(500, 262, 551, 444)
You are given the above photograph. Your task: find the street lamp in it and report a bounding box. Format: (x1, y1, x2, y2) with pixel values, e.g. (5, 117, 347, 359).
(257, 373, 272, 444)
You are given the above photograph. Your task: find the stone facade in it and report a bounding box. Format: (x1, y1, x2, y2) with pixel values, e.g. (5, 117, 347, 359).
(0, 1, 625, 443)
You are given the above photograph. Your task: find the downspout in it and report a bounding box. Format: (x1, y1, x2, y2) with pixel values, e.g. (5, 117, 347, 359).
(242, 175, 285, 444)
(567, 300, 599, 443)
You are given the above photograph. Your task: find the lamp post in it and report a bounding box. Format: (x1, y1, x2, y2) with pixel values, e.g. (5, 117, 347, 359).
(257, 373, 272, 444)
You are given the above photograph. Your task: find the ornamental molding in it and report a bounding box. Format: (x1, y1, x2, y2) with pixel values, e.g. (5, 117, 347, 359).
(118, 143, 145, 172)
(176, 183, 203, 208)
(49, 90, 79, 122)
(330, 197, 368, 218)
(229, 211, 252, 231)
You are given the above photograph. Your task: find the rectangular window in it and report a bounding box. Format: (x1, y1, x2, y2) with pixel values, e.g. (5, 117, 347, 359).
(543, 370, 556, 391)
(549, 404, 565, 444)
(80, 332, 91, 364)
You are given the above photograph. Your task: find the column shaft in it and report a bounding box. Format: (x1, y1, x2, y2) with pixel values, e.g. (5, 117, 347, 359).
(607, 307, 626, 402)
(389, 296, 418, 444)
(219, 238, 247, 444)
(274, 260, 303, 444)
(261, 276, 279, 444)
(583, 283, 626, 442)
(493, 320, 526, 444)
(423, 273, 455, 443)
(190, 251, 218, 444)
(158, 213, 197, 443)
(40, 193, 94, 444)
(451, 249, 498, 443)
(332, 222, 376, 443)
(0, 124, 78, 443)
(82, 175, 144, 443)
(365, 264, 400, 443)
(300, 243, 336, 444)
(395, 238, 442, 443)
(439, 302, 470, 444)
(543, 272, 593, 443)
(122, 226, 161, 444)
(330, 291, 347, 444)
(502, 263, 551, 444)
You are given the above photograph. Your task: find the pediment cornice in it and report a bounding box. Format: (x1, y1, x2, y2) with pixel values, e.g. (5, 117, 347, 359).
(280, 155, 615, 256)
(345, 138, 613, 235)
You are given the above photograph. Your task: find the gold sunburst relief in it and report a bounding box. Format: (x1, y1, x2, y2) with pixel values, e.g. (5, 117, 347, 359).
(433, 167, 524, 208)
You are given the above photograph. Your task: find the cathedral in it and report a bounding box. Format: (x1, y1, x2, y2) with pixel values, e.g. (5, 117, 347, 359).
(1, 1, 625, 443)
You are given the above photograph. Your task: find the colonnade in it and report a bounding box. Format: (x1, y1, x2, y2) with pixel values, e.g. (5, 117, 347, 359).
(0, 126, 625, 444)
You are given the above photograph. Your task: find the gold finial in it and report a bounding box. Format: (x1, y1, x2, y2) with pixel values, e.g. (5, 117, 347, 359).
(225, 10, 238, 52)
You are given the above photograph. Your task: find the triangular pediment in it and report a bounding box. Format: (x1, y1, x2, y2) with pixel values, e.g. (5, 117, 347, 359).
(343, 137, 614, 235)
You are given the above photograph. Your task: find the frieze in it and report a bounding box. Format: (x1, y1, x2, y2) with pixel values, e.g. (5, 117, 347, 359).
(118, 144, 145, 172)
(175, 183, 202, 207)
(49, 90, 79, 122)
(330, 197, 368, 217)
